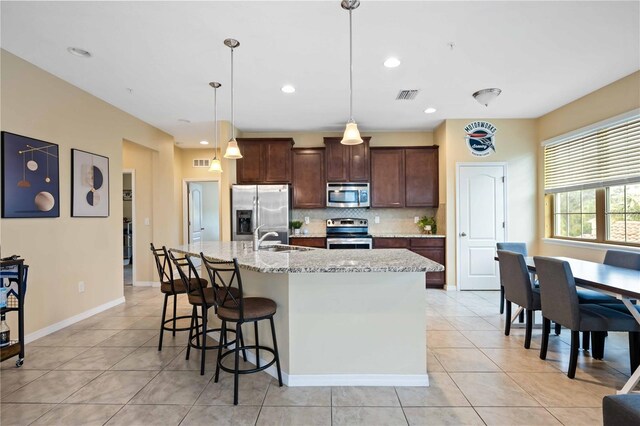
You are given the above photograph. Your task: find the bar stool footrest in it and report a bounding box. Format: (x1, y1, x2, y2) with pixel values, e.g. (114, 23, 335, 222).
(189, 327, 238, 351)
(218, 345, 276, 375)
(162, 314, 195, 332)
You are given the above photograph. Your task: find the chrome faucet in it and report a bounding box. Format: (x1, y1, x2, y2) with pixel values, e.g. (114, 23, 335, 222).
(253, 225, 279, 251)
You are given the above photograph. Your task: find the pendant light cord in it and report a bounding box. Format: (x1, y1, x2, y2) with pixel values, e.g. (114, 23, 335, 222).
(349, 7, 353, 122)
(230, 46, 235, 140)
(214, 86, 218, 159)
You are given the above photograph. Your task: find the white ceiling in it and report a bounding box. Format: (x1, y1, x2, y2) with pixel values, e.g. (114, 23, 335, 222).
(1, 1, 639, 148)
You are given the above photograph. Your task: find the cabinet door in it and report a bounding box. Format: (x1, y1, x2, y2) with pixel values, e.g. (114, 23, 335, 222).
(292, 148, 325, 208)
(236, 141, 264, 184)
(264, 141, 293, 183)
(289, 237, 326, 248)
(373, 238, 409, 248)
(410, 245, 446, 288)
(371, 149, 405, 208)
(405, 147, 439, 207)
(324, 139, 348, 182)
(348, 138, 370, 182)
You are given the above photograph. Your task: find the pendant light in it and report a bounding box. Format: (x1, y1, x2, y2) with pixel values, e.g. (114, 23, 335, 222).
(208, 81, 223, 172)
(223, 38, 243, 159)
(341, 0, 363, 145)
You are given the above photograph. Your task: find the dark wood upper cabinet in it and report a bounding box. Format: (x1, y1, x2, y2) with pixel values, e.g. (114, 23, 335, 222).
(292, 148, 325, 209)
(405, 147, 439, 207)
(323, 137, 370, 182)
(370, 148, 405, 208)
(236, 138, 294, 184)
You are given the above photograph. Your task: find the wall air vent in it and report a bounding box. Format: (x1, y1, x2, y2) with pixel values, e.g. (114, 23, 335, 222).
(396, 89, 420, 100)
(192, 159, 211, 168)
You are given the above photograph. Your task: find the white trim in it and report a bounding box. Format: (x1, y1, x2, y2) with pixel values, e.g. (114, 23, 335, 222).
(541, 238, 640, 254)
(541, 108, 640, 147)
(133, 280, 161, 287)
(25, 296, 126, 344)
(182, 178, 221, 244)
(455, 162, 508, 291)
(123, 168, 136, 286)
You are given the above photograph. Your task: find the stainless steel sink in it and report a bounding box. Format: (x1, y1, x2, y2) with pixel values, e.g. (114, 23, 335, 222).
(259, 244, 313, 253)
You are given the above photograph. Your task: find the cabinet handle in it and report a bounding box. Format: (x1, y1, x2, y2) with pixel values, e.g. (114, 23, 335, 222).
(459, 232, 467, 237)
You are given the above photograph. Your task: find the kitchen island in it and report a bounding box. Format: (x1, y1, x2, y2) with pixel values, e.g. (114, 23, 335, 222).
(171, 241, 443, 387)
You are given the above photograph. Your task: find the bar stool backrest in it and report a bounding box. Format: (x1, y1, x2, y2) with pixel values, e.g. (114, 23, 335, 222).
(604, 250, 640, 270)
(533, 256, 581, 329)
(200, 254, 245, 320)
(497, 250, 534, 308)
(150, 243, 175, 290)
(168, 250, 207, 305)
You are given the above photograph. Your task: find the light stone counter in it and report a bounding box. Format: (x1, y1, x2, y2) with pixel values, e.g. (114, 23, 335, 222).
(173, 241, 443, 274)
(170, 241, 438, 387)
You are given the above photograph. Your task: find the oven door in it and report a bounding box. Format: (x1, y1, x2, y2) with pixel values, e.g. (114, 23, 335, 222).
(326, 238, 373, 250)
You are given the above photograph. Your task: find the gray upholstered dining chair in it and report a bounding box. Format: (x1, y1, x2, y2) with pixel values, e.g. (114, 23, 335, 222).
(534, 256, 640, 378)
(497, 250, 541, 348)
(496, 242, 528, 315)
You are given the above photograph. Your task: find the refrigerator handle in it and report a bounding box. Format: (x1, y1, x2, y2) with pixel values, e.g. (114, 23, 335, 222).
(257, 197, 261, 229)
(252, 195, 258, 232)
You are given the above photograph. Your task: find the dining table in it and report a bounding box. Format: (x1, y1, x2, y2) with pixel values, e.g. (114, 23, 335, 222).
(522, 256, 640, 394)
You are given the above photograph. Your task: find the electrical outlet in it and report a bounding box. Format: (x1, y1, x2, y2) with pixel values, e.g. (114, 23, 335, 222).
(144, 217, 150, 226)
(304, 216, 310, 225)
(414, 216, 420, 224)
(374, 216, 380, 224)
(78, 281, 85, 293)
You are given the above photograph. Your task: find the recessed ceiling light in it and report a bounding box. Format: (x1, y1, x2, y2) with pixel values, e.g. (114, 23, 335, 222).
(383, 57, 401, 68)
(67, 47, 92, 58)
(424, 107, 437, 114)
(200, 140, 209, 145)
(281, 85, 295, 94)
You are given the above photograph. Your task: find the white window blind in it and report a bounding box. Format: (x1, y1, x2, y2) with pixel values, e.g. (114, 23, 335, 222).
(544, 115, 640, 193)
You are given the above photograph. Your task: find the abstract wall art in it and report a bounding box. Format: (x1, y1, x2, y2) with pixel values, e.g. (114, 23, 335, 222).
(1, 131, 60, 218)
(71, 149, 110, 217)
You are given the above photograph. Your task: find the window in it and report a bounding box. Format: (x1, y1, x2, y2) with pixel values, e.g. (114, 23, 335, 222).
(544, 111, 640, 246)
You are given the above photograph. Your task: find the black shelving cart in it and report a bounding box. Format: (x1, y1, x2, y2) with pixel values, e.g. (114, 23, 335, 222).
(0, 257, 28, 367)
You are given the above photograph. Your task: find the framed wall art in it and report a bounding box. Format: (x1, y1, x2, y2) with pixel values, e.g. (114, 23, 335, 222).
(71, 149, 110, 217)
(1, 131, 60, 218)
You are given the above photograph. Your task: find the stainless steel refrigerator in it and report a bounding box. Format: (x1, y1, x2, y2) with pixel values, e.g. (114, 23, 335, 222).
(231, 184, 290, 243)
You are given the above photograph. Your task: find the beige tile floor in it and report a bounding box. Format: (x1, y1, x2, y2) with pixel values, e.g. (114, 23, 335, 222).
(1, 286, 633, 425)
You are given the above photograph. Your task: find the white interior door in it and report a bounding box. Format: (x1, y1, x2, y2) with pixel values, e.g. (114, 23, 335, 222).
(188, 182, 204, 243)
(457, 164, 506, 290)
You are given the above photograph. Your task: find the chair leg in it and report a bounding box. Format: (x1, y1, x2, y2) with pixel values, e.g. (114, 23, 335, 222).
(200, 308, 208, 376)
(269, 317, 283, 387)
(524, 309, 533, 349)
(592, 332, 606, 360)
(629, 332, 639, 374)
(500, 285, 505, 314)
(568, 330, 579, 379)
(254, 321, 260, 368)
(158, 293, 168, 351)
(239, 327, 248, 362)
(582, 331, 590, 351)
(233, 322, 241, 405)
(519, 309, 525, 323)
(554, 323, 561, 335)
(540, 317, 550, 360)
(505, 301, 512, 336)
(186, 305, 197, 360)
(172, 294, 178, 337)
(214, 320, 226, 383)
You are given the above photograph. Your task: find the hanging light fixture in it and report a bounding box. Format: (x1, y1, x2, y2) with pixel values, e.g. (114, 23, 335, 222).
(340, 0, 363, 145)
(223, 38, 243, 159)
(208, 81, 223, 172)
(473, 88, 502, 107)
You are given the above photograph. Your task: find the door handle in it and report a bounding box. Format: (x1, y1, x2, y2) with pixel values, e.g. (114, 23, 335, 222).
(460, 232, 467, 237)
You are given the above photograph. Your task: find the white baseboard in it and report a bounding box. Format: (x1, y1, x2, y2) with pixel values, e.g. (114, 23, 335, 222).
(25, 296, 126, 344)
(206, 331, 429, 387)
(133, 281, 160, 287)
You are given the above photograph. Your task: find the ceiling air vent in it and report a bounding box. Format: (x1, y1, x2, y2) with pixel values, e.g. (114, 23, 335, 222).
(396, 89, 420, 100)
(192, 159, 211, 168)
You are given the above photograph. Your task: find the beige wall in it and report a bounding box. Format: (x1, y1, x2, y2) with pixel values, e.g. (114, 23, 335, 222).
(536, 71, 640, 261)
(0, 50, 177, 336)
(442, 119, 538, 288)
(240, 130, 433, 148)
(123, 140, 155, 283)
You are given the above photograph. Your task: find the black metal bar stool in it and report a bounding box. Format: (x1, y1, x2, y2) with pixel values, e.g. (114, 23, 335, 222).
(168, 250, 245, 376)
(202, 255, 283, 406)
(150, 243, 198, 351)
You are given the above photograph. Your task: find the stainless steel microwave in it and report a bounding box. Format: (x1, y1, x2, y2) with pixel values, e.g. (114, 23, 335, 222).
(326, 183, 370, 208)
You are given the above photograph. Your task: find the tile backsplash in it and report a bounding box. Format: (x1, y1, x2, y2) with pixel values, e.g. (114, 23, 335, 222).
(292, 205, 445, 235)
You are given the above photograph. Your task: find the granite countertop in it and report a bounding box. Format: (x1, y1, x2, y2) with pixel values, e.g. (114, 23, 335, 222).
(171, 241, 444, 274)
(372, 233, 446, 238)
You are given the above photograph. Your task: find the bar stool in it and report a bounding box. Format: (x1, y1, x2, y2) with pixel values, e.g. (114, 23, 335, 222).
(202, 254, 283, 406)
(168, 250, 244, 376)
(150, 243, 199, 351)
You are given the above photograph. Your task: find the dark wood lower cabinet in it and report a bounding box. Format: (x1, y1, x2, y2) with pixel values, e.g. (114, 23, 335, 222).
(289, 237, 327, 248)
(373, 237, 446, 288)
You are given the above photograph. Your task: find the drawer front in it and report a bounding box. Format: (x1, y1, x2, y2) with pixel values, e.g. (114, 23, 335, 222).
(410, 238, 445, 248)
(373, 238, 410, 249)
(289, 237, 326, 248)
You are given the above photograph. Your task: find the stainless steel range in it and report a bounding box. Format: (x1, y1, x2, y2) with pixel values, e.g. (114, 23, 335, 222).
(325, 218, 372, 249)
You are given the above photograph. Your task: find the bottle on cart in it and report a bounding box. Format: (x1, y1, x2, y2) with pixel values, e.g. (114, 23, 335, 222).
(0, 314, 9, 347)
